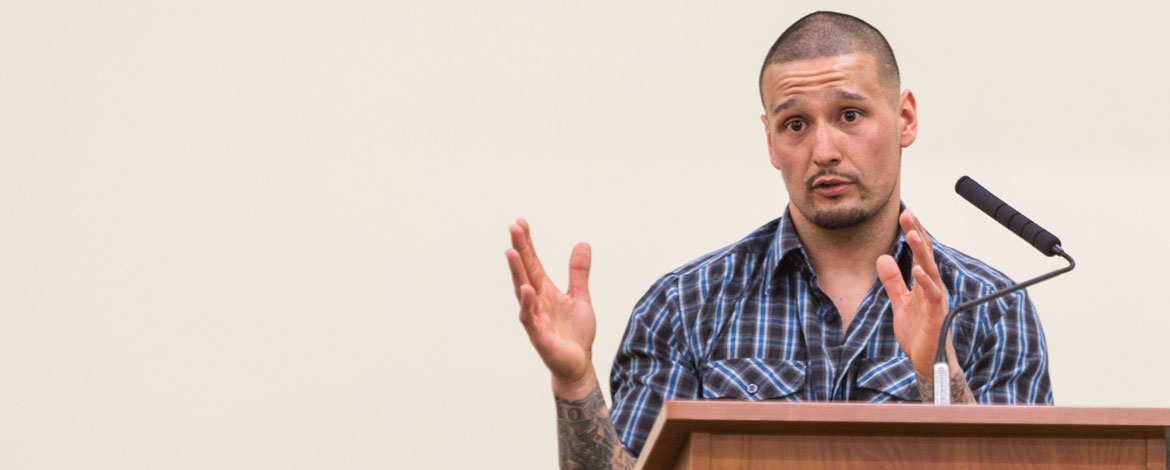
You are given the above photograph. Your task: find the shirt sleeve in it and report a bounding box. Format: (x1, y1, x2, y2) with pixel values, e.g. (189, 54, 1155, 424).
(608, 274, 701, 457)
(962, 288, 1054, 404)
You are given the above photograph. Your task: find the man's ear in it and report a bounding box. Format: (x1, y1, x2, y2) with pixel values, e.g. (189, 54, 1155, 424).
(761, 114, 781, 170)
(899, 89, 918, 148)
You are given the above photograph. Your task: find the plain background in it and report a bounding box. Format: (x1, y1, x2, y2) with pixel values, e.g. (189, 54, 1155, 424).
(1, 0, 1168, 468)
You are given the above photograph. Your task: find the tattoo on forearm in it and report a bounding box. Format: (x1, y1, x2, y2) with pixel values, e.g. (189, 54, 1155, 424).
(916, 369, 976, 404)
(555, 387, 635, 470)
(949, 370, 975, 404)
(915, 370, 934, 402)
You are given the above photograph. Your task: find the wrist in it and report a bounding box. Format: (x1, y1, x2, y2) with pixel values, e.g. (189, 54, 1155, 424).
(916, 356, 962, 378)
(552, 367, 599, 400)
(914, 335, 961, 378)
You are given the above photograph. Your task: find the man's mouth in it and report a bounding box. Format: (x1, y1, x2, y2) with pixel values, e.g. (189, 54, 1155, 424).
(811, 177, 854, 197)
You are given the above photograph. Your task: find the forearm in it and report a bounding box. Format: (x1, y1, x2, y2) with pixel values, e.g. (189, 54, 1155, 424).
(912, 336, 975, 404)
(554, 383, 636, 470)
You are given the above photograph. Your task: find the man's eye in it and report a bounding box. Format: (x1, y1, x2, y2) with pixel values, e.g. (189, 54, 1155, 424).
(842, 110, 859, 122)
(785, 120, 805, 132)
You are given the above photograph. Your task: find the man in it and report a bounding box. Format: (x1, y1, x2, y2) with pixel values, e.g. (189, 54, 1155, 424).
(505, 11, 1051, 469)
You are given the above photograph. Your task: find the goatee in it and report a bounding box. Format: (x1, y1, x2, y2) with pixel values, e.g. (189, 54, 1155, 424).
(808, 206, 870, 230)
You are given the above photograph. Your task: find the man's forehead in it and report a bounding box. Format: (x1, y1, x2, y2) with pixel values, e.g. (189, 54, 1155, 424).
(760, 53, 885, 112)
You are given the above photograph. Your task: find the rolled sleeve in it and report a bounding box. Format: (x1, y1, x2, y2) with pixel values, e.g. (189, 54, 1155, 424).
(608, 275, 700, 457)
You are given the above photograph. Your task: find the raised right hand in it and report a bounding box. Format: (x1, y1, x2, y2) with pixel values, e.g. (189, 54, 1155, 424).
(506, 218, 598, 397)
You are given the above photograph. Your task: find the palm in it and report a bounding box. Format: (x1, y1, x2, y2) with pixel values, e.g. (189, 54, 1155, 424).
(890, 282, 946, 371)
(506, 219, 597, 385)
(527, 280, 596, 381)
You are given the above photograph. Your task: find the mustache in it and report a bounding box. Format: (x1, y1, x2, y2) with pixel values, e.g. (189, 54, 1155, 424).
(805, 170, 860, 189)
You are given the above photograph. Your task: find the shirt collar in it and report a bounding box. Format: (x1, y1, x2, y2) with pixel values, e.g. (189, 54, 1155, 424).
(769, 203, 913, 279)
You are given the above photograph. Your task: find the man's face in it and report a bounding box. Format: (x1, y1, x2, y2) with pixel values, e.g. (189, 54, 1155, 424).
(759, 52, 917, 230)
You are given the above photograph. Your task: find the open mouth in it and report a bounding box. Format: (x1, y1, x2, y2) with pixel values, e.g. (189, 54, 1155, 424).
(812, 178, 852, 196)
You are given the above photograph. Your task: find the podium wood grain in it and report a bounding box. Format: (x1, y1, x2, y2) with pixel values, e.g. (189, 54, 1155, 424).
(633, 401, 1170, 470)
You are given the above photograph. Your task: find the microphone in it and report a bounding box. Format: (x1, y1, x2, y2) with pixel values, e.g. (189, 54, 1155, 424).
(931, 176, 1075, 405)
(955, 176, 1062, 256)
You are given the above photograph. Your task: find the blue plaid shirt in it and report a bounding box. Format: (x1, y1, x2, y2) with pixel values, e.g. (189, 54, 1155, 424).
(608, 209, 1053, 456)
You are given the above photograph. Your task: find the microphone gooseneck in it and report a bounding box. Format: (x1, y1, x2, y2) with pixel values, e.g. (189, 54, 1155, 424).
(932, 176, 1074, 405)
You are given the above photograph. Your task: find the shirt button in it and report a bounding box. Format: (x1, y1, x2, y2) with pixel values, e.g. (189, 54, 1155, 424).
(824, 312, 839, 324)
(747, 383, 758, 394)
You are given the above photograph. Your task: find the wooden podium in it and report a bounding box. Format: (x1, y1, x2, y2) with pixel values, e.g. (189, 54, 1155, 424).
(634, 401, 1170, 469)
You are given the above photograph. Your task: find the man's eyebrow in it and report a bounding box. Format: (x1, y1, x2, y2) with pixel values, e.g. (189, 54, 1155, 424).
(771, 98, 798, 116)
(833, 90, 867, 102)
(771, 91, 869, 115)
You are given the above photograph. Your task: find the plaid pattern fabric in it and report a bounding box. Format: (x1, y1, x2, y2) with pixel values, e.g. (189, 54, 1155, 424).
(608, 209, 1053, 456)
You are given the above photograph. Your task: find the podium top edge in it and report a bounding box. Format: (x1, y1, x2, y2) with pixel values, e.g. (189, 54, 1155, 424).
(661, 400, 1170, 427)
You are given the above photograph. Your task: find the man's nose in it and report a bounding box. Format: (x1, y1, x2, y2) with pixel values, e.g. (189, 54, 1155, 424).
(810, 125, 841, 166)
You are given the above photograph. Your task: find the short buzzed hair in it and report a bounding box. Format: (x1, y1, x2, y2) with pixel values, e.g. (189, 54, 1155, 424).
(759, 11, 900, 107)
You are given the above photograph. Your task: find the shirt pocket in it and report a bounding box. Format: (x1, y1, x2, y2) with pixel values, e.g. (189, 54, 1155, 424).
(700, 358, 806, 401)
(855, 356, 920, 402)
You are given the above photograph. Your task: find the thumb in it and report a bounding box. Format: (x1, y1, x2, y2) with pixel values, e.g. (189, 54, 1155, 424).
(567, 242, 592, 302)
(876, 254, 908, 307)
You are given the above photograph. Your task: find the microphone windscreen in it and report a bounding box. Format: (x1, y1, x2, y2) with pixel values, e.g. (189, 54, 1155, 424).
(955, 176, 1062, 256)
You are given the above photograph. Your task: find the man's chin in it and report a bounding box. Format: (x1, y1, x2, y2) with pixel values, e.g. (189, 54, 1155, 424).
(808, 207, 870, 230)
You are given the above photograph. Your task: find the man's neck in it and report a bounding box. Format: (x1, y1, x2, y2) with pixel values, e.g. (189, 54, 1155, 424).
(791, 202, 901, 281)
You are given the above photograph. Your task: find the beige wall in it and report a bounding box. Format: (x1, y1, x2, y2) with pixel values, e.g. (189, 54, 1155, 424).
(1, 1, 1167, 468)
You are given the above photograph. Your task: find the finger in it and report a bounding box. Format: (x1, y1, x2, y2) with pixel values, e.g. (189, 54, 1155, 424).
(907, 230, 944, 286)
(908, 211, 938, 268)
(901, 210, 941, 281)
(505, 248, 530, 302)
(518, 284, 544, 339)
(567, 242, 592, 302)
(910, 265, 947, 306)
(517, 218, 551, 285)
(876, 254, 909, 306)
(510, 219, 551, 289)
